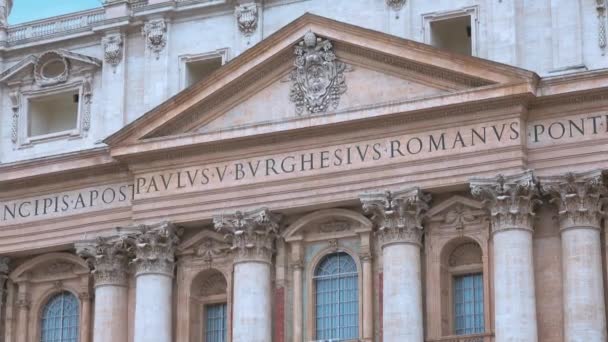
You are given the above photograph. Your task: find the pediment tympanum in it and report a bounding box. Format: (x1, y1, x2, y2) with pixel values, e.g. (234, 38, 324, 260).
(105, 14, 536, 156)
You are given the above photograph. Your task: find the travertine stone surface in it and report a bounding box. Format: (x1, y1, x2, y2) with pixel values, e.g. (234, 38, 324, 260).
(540, 170, 607, 342)
(214, 208, 281, 342)
(361, 188, 430, 342)
(471, 171, 540, 342)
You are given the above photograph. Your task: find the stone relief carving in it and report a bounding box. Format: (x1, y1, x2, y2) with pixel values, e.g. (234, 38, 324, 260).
(289, 31, 349, 115)
(102, 33, 124, 68)
(598, 0, 607, 54)
(386, 0, 406, 11)
(199, 273, 227, 297)
(34, 51, 69, 87)
(540, 170, 606, 229)
(449, 243, 482, 267)
(142, 19, 167, 59)
(77, 235, 132, 287)
(360, 188, 431, 246)
(9, 91, 20, 144)
(235, 3, 258, 37)
(444, 204, 477, 230)
(131, 222, 181, 277)
(213, 208, 282, 263)
(470, 170, 541, 233)
(195, 237, 227, 263)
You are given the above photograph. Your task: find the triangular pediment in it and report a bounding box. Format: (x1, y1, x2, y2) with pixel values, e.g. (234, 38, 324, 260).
(106, 13, 537, 156)
(1, 49, 101, 86)
(177, 229, 231, 259)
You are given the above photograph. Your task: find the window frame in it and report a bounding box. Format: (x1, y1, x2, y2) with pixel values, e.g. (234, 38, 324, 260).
(178, 48, 230, 90)
(306, 246, 363, 342)
(37, 290, 81, 342)
(447, 259, 484, 335)
(20, 81, 86, 147)
(451, 272, 484, 336)
(202, 301, 228, 342)
(421, 6, 480, 57)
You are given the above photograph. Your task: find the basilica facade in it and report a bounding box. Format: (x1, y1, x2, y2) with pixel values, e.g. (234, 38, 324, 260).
(1, 0, 608, 342)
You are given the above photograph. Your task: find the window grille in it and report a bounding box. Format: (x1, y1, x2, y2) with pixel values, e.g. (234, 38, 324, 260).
(40, 291, 79, 342)
(205, 303, 227, 342)
(314, 252, 359, 341)
(453, 273, 484, 335)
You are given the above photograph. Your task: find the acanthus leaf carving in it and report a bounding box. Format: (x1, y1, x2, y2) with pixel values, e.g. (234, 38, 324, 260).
(470, 170, 540, 234)
(102, 33, 124, 68)
(130, 222, 181, 277)
(236, 3, 259, 37)
(540, 170, 606, 230)
(77, 235, 132, 287)
(444, 204, 477, 230)
(289, 31, 349, 115)
(142, 19, 167, 59)
(213, 208, 282, 264)
(9, 91, 20, 144)
(360, 188, 431, 247)
(81, 76, 93, 132)
(195, 237, 229, 263)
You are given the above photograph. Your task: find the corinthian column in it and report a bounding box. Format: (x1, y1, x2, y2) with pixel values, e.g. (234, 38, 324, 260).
(214, 208, 281, 342)
(131, 222, 180, 342)
(360, 188, 430, 342)
(470, 171, 540, 342)
(540, 170, 607, 342)
(77, 236, 131, 342)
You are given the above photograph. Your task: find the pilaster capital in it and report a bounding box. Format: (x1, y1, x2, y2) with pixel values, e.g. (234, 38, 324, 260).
(360, 187, 431, 248)
(540, 170, 606, 230)
(470, 170, 540, 234)
(131, 222, 180, 277)
(213, 208, 282, 264)
(76, 236, 131, 287)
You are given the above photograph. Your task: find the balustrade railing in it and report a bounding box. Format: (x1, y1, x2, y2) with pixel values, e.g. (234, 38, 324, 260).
(7, 8, 105, 44)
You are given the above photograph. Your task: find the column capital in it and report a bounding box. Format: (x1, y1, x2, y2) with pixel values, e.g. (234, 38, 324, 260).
(470, 170, 540, 234)
(360, 187, 431, 248)
(131, 222, 180, 277)
(540, 170, 606, 230)
(213, 208, 282, 264)
(76, 236, 131, 287)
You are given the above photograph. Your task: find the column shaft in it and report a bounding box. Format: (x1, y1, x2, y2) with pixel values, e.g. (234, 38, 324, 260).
(233, 262, 272, 342)
(292, 265, 303, 342)
(382, 244, 422, 341)
(562, 228, 607, 341)
(134, 274, 173, 342)
(94, 286, 129, 342)
(361, 257, 374, 340)
(493, 229, 538, 342)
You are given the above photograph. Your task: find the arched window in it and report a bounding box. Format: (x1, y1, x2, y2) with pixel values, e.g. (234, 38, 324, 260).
(314, 252, 359, 341)
(40, 291, 79, 342)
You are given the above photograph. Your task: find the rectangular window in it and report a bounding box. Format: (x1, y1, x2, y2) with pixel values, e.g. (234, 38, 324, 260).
(430, 15, 472, 56)
(27, 90, 79, 138)
(205, 303, 227, 342)
(453, 273, 484, 335)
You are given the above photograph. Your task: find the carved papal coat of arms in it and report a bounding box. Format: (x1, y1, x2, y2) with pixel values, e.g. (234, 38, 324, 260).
(289, 31, 348, 114)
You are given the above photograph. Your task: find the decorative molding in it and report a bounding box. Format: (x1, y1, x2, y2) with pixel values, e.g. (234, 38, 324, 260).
(195, 237, 227, 263)
(386, 0, 406, 11)
(443, 204, 478, 230)
(213, 208, 282, 264)
(289, 31, 349, 115)
(199, 273, 227, 297)
(360, 187, 431, 247)
(470, 170, 541, 234)
(448, 242, 482, 267)
(9, 90, 20, 144)
(76, 235, 132, 287)
(235, 3, 259, 37)
(82, 76, 93, 132)
(142, 18, 167, 59)
(539, 170, 606, 230)
(102, 33, 124, 68)
(130, 222, 181, 277)
(33, 51, 69, 87)
(318, 220, 350, 234)
(598, 0, 607, 55)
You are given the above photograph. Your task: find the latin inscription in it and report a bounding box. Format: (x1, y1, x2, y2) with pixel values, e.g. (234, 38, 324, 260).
(3, 113, 608, 225)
